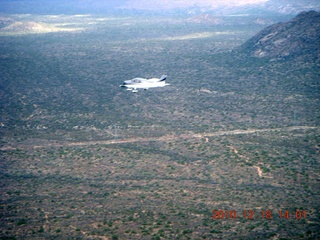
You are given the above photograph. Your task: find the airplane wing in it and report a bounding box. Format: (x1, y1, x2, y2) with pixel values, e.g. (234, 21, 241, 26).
(120, 75, 169, 93)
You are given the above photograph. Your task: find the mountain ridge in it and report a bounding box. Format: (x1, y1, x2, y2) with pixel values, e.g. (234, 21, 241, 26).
(236, 10, 320, 60)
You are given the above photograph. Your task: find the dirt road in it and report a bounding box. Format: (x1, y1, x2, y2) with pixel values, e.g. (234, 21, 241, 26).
(0, 125, 317, 151)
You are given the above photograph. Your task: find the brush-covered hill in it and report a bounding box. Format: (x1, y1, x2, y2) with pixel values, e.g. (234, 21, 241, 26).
(237, 11, 320, 61)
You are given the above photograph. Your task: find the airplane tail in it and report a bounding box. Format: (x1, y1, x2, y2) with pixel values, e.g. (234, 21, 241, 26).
(159, 75, 167, 81)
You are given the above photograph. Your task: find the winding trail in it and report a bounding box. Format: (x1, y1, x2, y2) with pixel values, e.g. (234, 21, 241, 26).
(229, 145, 264, 177)
(0, 126, 317, 151)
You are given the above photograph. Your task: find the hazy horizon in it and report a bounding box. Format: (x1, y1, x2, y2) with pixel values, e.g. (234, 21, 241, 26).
(1, 0, 319, 15)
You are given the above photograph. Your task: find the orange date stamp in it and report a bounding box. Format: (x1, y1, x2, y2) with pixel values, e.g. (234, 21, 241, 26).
(212, 209, 307, 220)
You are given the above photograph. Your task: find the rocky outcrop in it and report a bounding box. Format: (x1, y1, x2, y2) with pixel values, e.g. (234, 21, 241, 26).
(237, 11, 320, 60)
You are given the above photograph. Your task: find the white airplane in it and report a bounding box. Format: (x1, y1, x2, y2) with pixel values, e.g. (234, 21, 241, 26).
(119, 75, 170, 93)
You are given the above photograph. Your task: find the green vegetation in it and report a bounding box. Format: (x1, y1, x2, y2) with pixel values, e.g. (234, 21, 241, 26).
(0, 13, 319, 239)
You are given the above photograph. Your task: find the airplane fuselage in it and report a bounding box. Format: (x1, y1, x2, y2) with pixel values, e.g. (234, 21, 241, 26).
(120, 75, 169, 92)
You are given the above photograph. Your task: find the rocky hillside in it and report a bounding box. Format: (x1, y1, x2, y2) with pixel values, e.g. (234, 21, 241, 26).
(237, 11, 320, 60)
